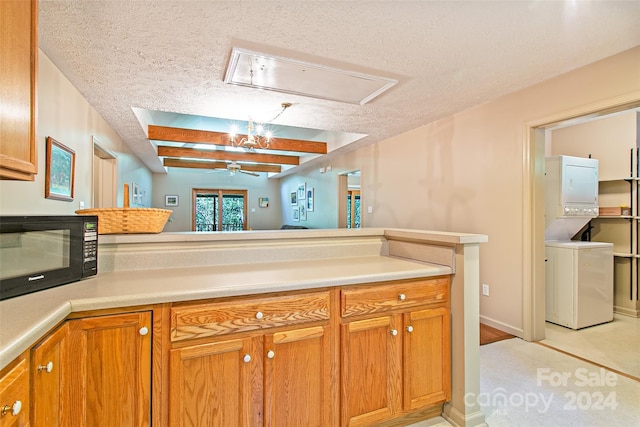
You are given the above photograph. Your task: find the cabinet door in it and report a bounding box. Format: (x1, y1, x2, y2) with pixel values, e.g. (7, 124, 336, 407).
(30, 323, 69, 426)
(0, 356, 29, 427)
(169, 336, 263, 427)
(67, 312, 152, 427)
(340, 316, 401, 427)
(403, 307, 451, 410)
(0, 0, 37, 180)
(264, 325, 332, 427)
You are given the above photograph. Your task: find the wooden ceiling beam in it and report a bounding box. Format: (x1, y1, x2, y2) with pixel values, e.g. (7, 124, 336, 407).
(163, 158, 282, 173)
(149, 125, 327, 155)
(157, 146, 300, 165)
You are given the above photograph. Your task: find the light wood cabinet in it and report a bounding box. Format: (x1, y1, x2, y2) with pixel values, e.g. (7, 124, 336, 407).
(170, 336, 262, 427)
(0, 0, 37, 180)
(168, 291, 333, 427)
(66, 312, 152, 426)
(30, 323, 69, 426)
(340, 277, 450, 427)
(0, 354, 29, 427)
(30, 312, 152, 427)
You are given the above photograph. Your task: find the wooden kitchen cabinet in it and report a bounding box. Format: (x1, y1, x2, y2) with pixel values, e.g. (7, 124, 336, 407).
(30, 311, 152, 427)
(168, 290, 333, 427)
(66, 311, 152, 426)
(0, 354, 29, 427)
(30, 323, 69, 426)
(169, 336, 262, 427)
(0, 0, 38, 180)
(340, 277, 450, 427)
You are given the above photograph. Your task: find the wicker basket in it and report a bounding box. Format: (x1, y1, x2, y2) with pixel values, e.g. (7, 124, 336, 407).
(75, 184, 172, 234)
(76, 207, 172, 234)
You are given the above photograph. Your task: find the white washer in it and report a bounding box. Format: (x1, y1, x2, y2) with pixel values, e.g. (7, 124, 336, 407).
(545, 241, 614, 329)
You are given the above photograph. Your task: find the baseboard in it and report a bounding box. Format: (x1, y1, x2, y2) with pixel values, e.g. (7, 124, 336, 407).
(614, 306, 640, 318)
(479, 315, 523, 338)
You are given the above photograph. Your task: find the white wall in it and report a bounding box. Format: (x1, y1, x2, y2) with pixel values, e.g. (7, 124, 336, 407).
(289, 46, 640, 336)
(280, 169, 341, 229)
(153, 168, 283, 231)
(0, 51, 151, 215)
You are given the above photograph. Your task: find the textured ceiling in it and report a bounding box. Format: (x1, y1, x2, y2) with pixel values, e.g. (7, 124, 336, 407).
(39, 1, 640, 175)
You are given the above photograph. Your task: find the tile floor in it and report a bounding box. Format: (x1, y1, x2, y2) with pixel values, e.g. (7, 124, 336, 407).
(541, 314, 640, 380)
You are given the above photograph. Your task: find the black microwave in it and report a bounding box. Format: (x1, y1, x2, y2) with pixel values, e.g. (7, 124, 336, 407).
(0, 215, 98, 300)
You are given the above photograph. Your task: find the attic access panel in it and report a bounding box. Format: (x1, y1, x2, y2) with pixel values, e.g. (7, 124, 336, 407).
(224, 47, 397, 105)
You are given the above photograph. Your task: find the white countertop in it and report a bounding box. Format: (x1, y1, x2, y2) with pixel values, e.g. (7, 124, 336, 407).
(0, 255, 450, 370)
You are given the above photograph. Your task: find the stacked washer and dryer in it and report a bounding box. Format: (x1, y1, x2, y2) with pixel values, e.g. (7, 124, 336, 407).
(544, 155, 614, 329)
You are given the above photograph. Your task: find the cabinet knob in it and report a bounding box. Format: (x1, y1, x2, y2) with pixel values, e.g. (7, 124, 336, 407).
(255, 311, 264, 320)
(390, 329, 398, 336)
(139, 326, 149, 336)
(243, 354, 252, 363)
(398, 293, 406, 301)
(1, 400, 22, 417)
(267, 350, 275, 359)
(406, 325, 414, 333)
(37, 361, 54, 373)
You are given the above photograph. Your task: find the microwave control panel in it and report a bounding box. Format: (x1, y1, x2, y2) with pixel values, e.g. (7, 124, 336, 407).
(82, 220, 98, 277)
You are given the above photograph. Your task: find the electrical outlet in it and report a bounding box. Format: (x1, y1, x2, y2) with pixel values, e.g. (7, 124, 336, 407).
(482, 284, 489, 296)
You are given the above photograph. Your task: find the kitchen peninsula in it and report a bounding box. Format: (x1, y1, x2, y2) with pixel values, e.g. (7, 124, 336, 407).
(0, 228, 487, 427)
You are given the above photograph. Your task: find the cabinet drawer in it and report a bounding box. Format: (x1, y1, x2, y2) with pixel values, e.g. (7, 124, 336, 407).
(341, 277, 449, 318)
(171, 291, 331, 342)
(0, 357, 29, 427)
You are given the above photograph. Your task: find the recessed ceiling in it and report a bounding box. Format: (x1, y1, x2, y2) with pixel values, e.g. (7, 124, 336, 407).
(37, 1, 640, 175)
(224, 47, 398, 105)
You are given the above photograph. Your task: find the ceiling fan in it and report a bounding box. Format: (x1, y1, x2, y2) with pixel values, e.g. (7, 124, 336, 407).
(224, 161, 259, 177)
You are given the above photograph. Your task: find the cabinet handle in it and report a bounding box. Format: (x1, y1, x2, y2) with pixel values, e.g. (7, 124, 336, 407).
(243, 354, 252, 363)
(398, 293, 406, 301)
(139, 326, 149, 336)
(1, 400, 22, 417)
(255, 311, 264, 320)
(267, 350, 275, 359)
(390, 329, 398, 336)
(37, 361, 54, 373)
(406, 325, 414, 333)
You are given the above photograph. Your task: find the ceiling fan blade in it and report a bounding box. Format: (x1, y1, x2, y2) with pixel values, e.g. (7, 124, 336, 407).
(240, 170, 260, 177)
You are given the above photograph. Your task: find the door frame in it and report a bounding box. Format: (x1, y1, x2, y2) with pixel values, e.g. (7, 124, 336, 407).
(522, 93, 640, 342)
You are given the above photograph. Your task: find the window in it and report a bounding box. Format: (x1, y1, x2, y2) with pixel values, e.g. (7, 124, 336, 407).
(347, 189, 361, 229)
(192, 189, 247, 231)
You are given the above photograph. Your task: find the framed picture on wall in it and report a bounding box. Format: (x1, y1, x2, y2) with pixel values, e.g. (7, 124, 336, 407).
(300, 204, 307, 221)
(292, 207, 300, 222)
(165, 195, 179, 207)
(297, 183, 306, 200)
(45, 136, 75, 201)
(306, 188, 314, 212)
(290, 191, 297, 205)
(259, 197, 269, 208)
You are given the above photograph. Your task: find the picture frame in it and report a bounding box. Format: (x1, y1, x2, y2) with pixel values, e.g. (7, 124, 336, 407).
(165, 195, 179, 207)
(297, 183, 306, 200)
(45, 137, 75, 201)
(292, 207, 300, 222)
(290, 191, 297, 205)
(259, 197, 269, 208)
(300, 204, 307, 221)
(132, 182, 145, 206)
(306, 187, 314, 212)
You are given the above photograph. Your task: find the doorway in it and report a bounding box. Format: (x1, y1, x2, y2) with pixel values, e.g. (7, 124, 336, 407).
(526, 100, 640, 380)
(92, 137, 117, 208)
(192, 188, 248, 231)
(338, 171, 361, 228)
